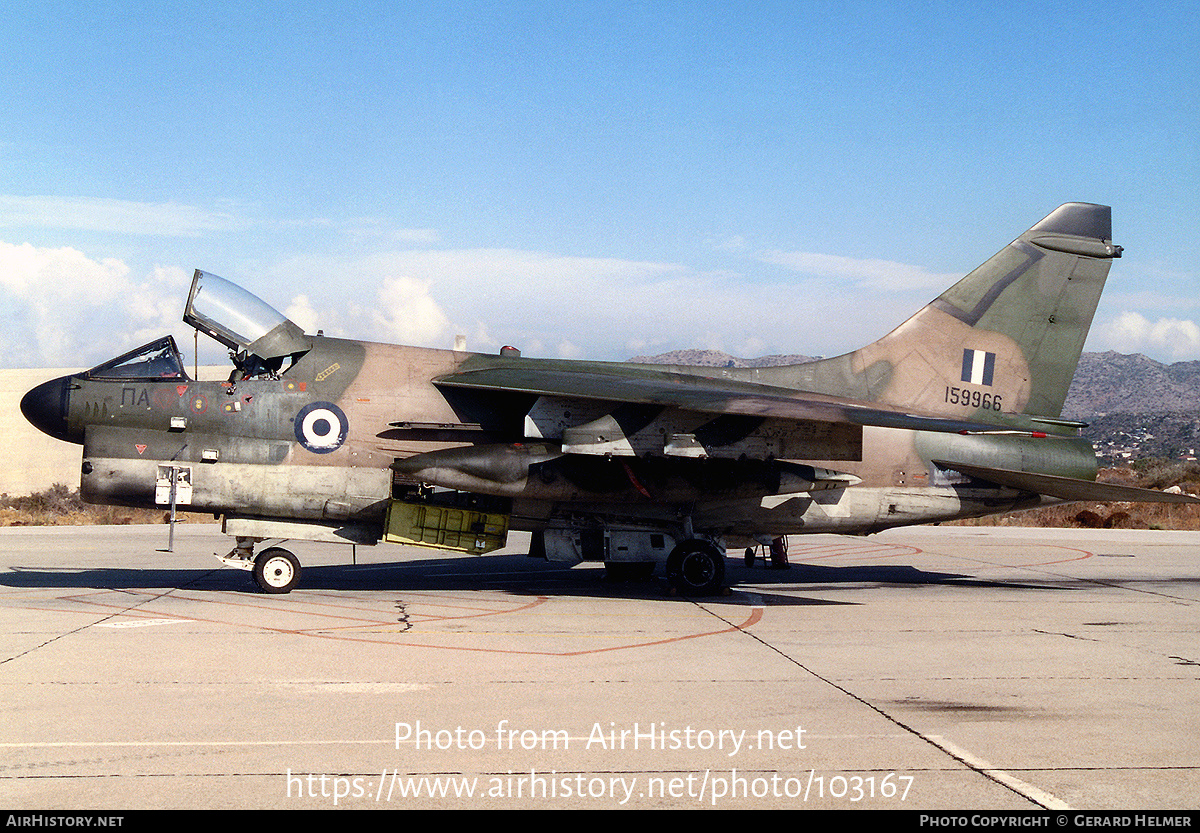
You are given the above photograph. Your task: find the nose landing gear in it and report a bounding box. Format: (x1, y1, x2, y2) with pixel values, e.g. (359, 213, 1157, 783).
(253, 547, 301, 593)
(217, 537, 303, 594)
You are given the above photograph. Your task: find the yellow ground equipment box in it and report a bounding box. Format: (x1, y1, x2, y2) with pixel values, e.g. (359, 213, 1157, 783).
(384, 498, 509, 554)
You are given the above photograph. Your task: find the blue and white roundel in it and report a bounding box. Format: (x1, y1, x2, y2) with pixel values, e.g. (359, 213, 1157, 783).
(294, 402, 348, 453)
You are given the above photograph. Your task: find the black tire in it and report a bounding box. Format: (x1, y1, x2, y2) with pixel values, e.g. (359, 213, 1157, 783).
(744, 547, 756, 567)
(253, 547, 301, 594)
(666, 540, 726, 596)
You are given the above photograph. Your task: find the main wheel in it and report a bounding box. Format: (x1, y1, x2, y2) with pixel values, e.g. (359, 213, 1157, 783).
(253, 547, 301, 594)
(665, 540, 726, 596)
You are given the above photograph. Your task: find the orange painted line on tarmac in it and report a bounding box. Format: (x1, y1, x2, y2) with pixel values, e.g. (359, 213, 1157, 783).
(19, 588, 763, 657)
(1015, 545, 1094, 567)
(786, 543, 922, 561)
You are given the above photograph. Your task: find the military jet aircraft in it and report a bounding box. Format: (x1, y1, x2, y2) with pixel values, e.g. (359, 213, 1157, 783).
(21, 202, 1197, 594)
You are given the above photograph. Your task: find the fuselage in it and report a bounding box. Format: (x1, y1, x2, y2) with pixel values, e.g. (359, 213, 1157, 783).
(22, 332, 1097, 543)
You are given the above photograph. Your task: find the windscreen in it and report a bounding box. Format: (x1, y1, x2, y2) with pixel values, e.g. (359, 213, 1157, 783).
(87, 337, 188, 380)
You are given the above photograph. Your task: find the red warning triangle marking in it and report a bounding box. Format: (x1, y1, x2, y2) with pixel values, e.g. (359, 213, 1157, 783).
(135, 444, 147, 455)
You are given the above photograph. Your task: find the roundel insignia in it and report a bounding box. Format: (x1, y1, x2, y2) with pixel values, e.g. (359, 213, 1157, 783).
(294, 402, 348, 453)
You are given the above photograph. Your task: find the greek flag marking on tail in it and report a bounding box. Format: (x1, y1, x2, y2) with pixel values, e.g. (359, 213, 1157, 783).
(961, 349, 995, 386)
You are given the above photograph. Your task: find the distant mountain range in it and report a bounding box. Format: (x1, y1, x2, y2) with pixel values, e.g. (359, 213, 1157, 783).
(1061, 352, 1200, 418)
(627, 349, 823, 369)
(629, 350, 1200, 460)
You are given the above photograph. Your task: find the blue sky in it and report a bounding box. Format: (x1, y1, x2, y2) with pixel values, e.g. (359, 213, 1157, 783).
(2, 1, 1197, 368)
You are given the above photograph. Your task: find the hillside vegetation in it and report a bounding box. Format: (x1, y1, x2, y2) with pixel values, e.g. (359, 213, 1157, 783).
(947, 461, 1200, 530)
(0, 484, 214, 527)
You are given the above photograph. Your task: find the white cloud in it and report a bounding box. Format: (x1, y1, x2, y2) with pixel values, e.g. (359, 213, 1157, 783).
(342, 219, 441, 244)
(734, 335, 769, 358)
(304, 247, 927, 360)
(759, 249, 961, 291)
(0, 195, 243, 237)
(122, 265, 194, 348)
(368, 275, 453, 345)
(0, 241, 128, 299)
(0, 242, 192, 367)
(284, 295, 321, 334)
(13, 233, 1192, 374)
(265, 248, 693, 355)
(708, 234, 748, 253)
(555, 340, 582, 359)
(1099, 311, 1200, 360)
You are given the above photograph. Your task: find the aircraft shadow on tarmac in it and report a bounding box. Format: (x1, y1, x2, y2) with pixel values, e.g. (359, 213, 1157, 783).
(0, 551, 1070, 603)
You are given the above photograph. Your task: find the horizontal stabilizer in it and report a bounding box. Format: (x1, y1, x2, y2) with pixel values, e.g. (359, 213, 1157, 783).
(934, 460, 1200, 504)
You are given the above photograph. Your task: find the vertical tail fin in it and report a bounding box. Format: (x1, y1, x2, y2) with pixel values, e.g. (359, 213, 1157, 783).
(765, 203, 1121, 420)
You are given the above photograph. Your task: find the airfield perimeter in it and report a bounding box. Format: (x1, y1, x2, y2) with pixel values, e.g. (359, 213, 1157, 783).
(0, 524, 1196, 810)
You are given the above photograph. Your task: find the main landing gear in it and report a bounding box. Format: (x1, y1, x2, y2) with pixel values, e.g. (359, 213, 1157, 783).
(217, 537, 302, 594)
(665, 539, 726, 596)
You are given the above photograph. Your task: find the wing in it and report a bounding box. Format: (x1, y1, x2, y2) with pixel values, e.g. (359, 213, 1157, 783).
(434, 364, 1023, 437)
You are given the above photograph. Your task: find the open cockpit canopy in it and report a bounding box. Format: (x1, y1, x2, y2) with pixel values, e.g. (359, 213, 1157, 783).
(183, 270, 311, 363)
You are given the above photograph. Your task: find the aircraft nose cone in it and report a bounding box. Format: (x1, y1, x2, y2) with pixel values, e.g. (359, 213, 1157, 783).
(20, 376, 76, 443)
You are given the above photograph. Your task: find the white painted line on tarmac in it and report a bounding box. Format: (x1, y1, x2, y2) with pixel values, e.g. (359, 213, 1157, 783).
(928, 734, 1071, 810)
(94, 618, 186, 628)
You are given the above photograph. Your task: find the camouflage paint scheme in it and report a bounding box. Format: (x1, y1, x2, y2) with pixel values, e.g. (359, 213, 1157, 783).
(21, 203, 1195, 594)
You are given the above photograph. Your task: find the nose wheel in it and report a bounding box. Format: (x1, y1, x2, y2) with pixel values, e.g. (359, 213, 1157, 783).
(253, 547, 301, 594)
